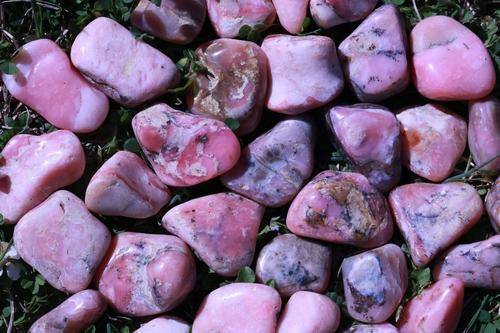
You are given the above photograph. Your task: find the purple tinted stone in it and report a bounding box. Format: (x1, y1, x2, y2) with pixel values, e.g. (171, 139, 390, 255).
(343, 323, 398, 333)
(486, 177, 500, 233)
(310, 0, 378, 29)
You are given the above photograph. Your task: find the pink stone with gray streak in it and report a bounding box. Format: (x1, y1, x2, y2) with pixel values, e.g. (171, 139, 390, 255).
(310, 0, 378, 28)
(486, 177, 500, 233)
(273, 0, 308, 34)
(135, 316, 190, 333)
(343, 323, 398, 333)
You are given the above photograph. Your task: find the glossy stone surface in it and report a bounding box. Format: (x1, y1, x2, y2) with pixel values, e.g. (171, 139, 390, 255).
(344, 323, 399, 333)
(1, 39, 108, 133)
(287, 171, 393, 248)
(486, 177, 500, 233)
(389, 182, 483, 267)
(0, 130, 85, 224)
(310, 0, 378, 28)
(273, 0, 308, 34)
(135, 316, 190, 333)
(14, 191, 111, 293)
(132, 103, 240, 187)
(162, 193, 264, 276)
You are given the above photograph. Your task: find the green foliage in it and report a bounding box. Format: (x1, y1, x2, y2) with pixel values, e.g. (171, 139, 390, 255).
(238, 24, 264, 43)
(224, 118, 240, 132)
(235, 266, 256, 283)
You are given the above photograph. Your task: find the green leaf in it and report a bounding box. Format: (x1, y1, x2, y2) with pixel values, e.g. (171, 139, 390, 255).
(301, 17, 312, 32)
(123, 138, 141, 153)
(479, 310, 491, 323)
(224, 118, 240, 131)
(84, 326, 97, 333)
(385, 0, 405, 5)
(238, 25, 252, 38)
(0, 214, 3, 226)
(265, 279, 277, 289)
(2, 306, 11, 317)
(484, 323, 497, 333)
(235, 266, 255, 283)
(410, 267, 432, 294)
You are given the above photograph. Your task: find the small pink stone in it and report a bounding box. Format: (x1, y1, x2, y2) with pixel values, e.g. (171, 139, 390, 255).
(486, 177, 500, 233)
(135, 316, 190, 333)
(310, 0, 378, 28)
(273, 0, 308, 34)
(344, 323, 398, 333)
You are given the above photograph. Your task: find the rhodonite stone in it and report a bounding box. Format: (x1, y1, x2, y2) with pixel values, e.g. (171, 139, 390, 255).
(344, 323, 399, 333)
(187, 38, 268, 134)
(326, 104, 401, 192)
(221, 117, 315, 207)
(14, 191, 111, 293)
(389, 182, 483, 267)
(0, 130, 85, 224)
(262, 35, 344, 115)
(1, 39, 108, 133)
(411, 15, 496, 101)
(162, 193, 264, 276)
(397, 104, 467, 182)
(273, 0, 308, 34)
(96, 232, 196, 316)
(342, 244, 408, 323)
(310, 0, 378, 29)
(132, 103, 240, 187)
(486, 177, 500, 233)
(338, 4, 409, 102)
(255, 234, 332, 296)
(286, 171, 393, 248)
(71, 17, 179, 107)
(192, 283, 281, 333)
(135, 316, 190, 333)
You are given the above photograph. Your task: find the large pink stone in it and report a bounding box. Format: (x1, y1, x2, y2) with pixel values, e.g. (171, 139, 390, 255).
(411, 15, 496, 101)
(342, 244, 408, 323)
(71, 17, 179, 107)
(273, 0, 308, 34)
(486, 177, 500, 233)
(344, 323, 399, 333)
(132, 103, 240, 187)
(192, 283, 281, 333)
(262, 35, 344, 115)
(287, 171, 393, 248)
(397, 104, 467, 182)
(135, 316, 190, 333)
(14, 191, 111, 293)
(389, 182, 483, 267)
(85, 151, 170, 219)
(0, 130, 85, 224)
(96, 232, 196, 316)
(310, 0, 378, 28)
(162, 192, 264, 276)
(1, 39, 108, 133)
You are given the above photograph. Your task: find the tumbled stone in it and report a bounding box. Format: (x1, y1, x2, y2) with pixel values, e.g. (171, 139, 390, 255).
(135, 316, 190, 333)
(326, 104, 401, 192)
(486, 177, 500, 233)
(344, 323, 398, 333)
(262, 35, 344, 114)
(0, 130, 85, 224)
(287, 171, 393, 248)
(14, 191, 111, 293)
(411, 15, 496, 101)
(338, 4, 409, 102)
(221, 117, 315, 207)
(342, 244, 408, 323)
(273, 0, 308, 34)
(1, 39, 108, 133)
(85, 151, 170, 219)
(397, 104, 467, 182)
(389, 182, 483, 267)
(310, 0, 378, 28)
(96, 232, 196, 316)
(162, 193, 263, 276)
(192, 283, 281, 333)
(132, 103, 240, 187)
(71, 17, 179, 107)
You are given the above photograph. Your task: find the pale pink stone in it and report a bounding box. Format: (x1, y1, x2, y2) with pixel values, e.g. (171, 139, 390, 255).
(132, 103, 240, 187)
(135, 316, 190, 333)
(273, 0, 308, 34)
(411, 15, 496, 101)
(85, 151, 170, 219)
(71, 17, 179, 107)
(14, 191, 111, 293)
(1, 39, 108, 133)
(192, 283, 281, 333)
(486, 177, 500, 233)
(310, 0, 378, 28)
(0, 130, 85, 224)
(343, 323, 398, 333)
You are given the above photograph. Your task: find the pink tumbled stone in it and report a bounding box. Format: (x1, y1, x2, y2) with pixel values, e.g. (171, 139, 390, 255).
(162, 192, 264, 276)
(132, 103, 240, 187)
(135, 316, 190, 333)
(263, 35, 344, 114)
(71, 17, 179, 107)
(310, 0, 377, 28)
(486, 177, 500, 233)
(192, 283, 281, 333)
(273, 0, 308, 34)
(14, 191, 111, 293)
(342, 244, 408, 323)
(287, 171, 393, 248)
(397, 104, 467, 182)
(343, 323, 398, 333)
(0, 130, 85, 224)
(85, 151, 170, 219)
(1, 39, 108, 133)
(96, 232, 196, 316)
(389, 182, 483, 267)
(411, 15, 496, 101)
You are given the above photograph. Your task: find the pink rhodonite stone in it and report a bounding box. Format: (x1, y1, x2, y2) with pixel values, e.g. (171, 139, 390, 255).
(96, 232, 196, 316)
(85, 151, 170, 219)
(1, 39, 108, 133)
(286, 171, 393, 248)
(486, 177, 500, 233)
(411, 15, 496, 101)
(132, 103, 240, 187)
(389, 182, 483, 267)
(135, 316, 190, 333)
(273, 0, 308, 34)
(338, 4, 409, 102)
(0, 130, 85, 224)
(344, 323, 398, 333)
(221, 117, 315, 207)
(342, 244, 408, 323)
(397, 104, 467, 182)
(14, 191, 111, 293)
(71, 17, 179, 107)
(262, 35, 344, 115)
(310, 0, 378, 28)
(326, 104, 401, 192)
(192, 283, 281, 333)
(162, 193, 264, 276)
